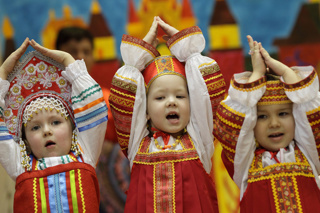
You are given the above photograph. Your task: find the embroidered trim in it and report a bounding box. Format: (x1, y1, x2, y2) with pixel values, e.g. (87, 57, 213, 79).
(210, 89, 226, 97)
(153, 165, 157, 212)
(172, 163, 176, 213)
(231, 77, 266, 92)
(216, 113, 242, 129)
(220, 102, 245, 117)
(122, 34, 160, 58)
(134, 134, 199, 165)
(72, 86, 102, 104)
(167, 26, 202, 48)
(271, 178, 280, 213)
(78, 169, 86, 212)
(33, 178, 38, 213)
(284, 71, 316, 92)
(110, 87, 135, 99)
(109, 103, 133, 114)
(204, 73, 223, 83)
(293, 177, 303, 212)
(115, 73, 138, 84)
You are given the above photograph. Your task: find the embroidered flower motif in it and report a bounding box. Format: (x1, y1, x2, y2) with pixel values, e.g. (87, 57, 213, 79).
(3, 108, 12, 119)
(10, 84, 21, 95)
(48, 65, 57, 74)
(6, 116, 17, 132)
(16, 95, 24, 104)
(39, 72, 53, 88)
(29, 75, 38, 84)
(36, 61, 47, 73)
(56, 77, 67, 88)
(25, 64, 37, 75)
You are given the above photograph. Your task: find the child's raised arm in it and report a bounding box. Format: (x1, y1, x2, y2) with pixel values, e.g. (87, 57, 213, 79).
(247, 35, 266, 82)
(142, 17, 159, 49)
(29, 39, 75, 67)
(260, 46, 301, 84)
(0, 38, 29, 80)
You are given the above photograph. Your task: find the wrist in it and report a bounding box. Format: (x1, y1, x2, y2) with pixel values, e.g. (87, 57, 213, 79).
(282, 69, 301, 84)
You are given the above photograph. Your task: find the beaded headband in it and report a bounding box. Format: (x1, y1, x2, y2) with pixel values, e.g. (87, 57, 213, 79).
(3, 51, 73, 142)
(257, 80, 292, 106)
(23, 96, 69, 126)
(143, 55, 186, 92)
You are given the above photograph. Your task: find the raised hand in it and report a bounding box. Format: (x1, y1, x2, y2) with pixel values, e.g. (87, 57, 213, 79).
(29, 39, 75, 67)
(247, 35, 266, 83)
(156, 16, 179, 41)
(143, 17, 159, 48)
(260, 46, 301, 84)
(0, 37, 29, 80)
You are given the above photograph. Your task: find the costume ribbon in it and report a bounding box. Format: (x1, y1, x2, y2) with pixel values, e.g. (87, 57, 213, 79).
(151, 127, 170, 145)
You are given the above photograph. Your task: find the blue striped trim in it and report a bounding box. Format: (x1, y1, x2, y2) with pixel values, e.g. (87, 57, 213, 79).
(0, 126, 9, 132)
(0, 135, 13, 140)
(59, 173, 70, 213)
(78, 115, 108, 132)
(75, 105, 107, 124)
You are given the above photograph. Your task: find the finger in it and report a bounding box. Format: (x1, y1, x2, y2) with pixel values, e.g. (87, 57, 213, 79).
(260, 47, 271, 60)
(162, 35, 170, 41)
(247, 35, 254, 50)
(13, 37, 29, 59)
(30, 39, 49, 55)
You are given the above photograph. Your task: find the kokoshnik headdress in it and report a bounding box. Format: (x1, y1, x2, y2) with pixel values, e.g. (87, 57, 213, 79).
(3, 51, 79, 170)
(257, 79, 292, 106)
(142, 55, 186, 92)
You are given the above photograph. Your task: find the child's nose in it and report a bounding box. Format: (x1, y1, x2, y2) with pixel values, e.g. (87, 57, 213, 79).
(166, 96, 177, 107)
(269, 117, 280, 128)
(43, 125, 53, 137)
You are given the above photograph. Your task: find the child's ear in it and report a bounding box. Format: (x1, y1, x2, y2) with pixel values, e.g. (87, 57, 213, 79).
(146, 113, 150, 120)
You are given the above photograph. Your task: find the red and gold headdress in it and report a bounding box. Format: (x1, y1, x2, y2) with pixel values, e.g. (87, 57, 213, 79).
(143, 55, 186, 92)
(3, 51, 74, 142)
(257, 80, 291, 105)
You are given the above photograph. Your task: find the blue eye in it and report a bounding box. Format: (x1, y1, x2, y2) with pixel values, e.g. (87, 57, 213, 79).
(52, 120, 61, 125)
(31, 126, 40, 131)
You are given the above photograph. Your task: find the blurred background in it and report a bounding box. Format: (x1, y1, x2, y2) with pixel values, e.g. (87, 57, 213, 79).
(0, 0, 318, 212)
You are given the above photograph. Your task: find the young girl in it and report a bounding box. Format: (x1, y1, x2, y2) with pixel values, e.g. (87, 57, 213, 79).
(0, 38, 108, 212)
(109, 17, 226, 212)
(214, 35, 320, 212)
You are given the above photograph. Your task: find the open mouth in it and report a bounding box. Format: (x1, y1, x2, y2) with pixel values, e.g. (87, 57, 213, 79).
(268, 133, 284, 138)
(45, 141, 56, 147)
(166, 113, 179, 120)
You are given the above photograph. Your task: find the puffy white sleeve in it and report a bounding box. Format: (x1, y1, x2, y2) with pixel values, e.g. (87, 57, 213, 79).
(62, 60, 108, 168)
(167, 26, 226, 173)
(0, 78, 24, 180)
(108, 35, 160, 168)
(283, 67, 320, 176)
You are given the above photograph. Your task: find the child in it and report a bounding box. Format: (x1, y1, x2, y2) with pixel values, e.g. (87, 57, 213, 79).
(0, 38, 108, 212)
(109, 17, 226, 212)
(214, 35, 320, 212)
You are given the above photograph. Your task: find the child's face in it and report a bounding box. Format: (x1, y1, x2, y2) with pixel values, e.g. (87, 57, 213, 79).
(24, 109, 73, 159)
(147, 75, 190, 137)
(254, 103, 295, 152)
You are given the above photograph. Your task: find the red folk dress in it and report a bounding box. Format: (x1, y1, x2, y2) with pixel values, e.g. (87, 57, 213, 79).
(214, 69, 320, 212)
(109, 26, 226, 213)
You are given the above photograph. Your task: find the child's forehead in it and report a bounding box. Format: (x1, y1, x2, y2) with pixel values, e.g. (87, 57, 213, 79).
(148, 75, 188, 91)
(257, 103, 293, 111)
